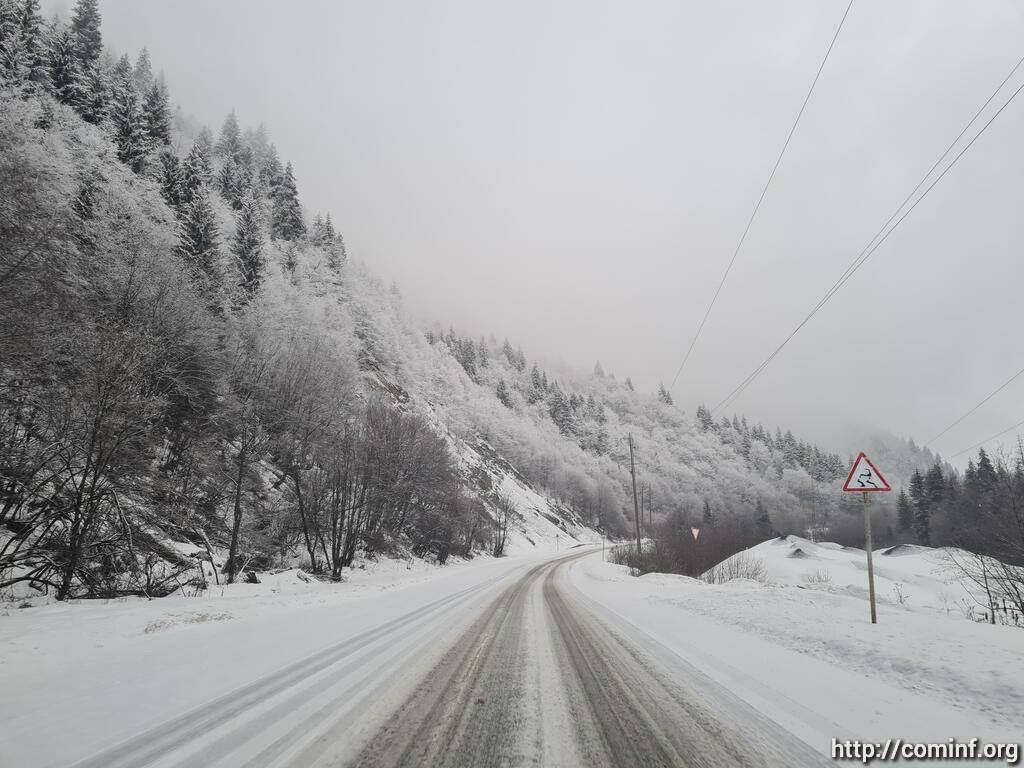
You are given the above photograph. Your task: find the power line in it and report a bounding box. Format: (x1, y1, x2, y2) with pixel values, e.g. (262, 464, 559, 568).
(712, 62, 1024, 415)
(926, 364, 1024, 447)
(666, 0, 854, 394)
(949, 417, 1024, 459)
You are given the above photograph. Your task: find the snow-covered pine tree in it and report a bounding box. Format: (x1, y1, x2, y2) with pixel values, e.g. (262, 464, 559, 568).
(271, 161, 305, 240)
(156, 148, 184, 207)
(527, 365, 544, 403)
(180, 139, 211, 204)
(218, 154, 247, 209)
(176, 184, 221, 288)
(142, 77, 170, 146)
(132, 46, 152, 92)
(75, 58, 106, 123)
(495, 379, 513, 408)
(45, 24, 82, 106)
(20, 0, 47, 87)
(624, 376, 634, 391)
(696, 404, 713, 432)
(261, 142, 282, 192)
(232, 193, 265, 298)
(311, 213, 325, 245)
(514, 346, 526, 372)
(657, 383, 674, 405)
(924, 462, 945, 507)
(109, 59, 150, 172)
(69, 0, 101, 70)
(216, 109, 242, 159)
(0, 0, 30, 88)
(908, 469, 930, 544)
(548, 386, 576, 436)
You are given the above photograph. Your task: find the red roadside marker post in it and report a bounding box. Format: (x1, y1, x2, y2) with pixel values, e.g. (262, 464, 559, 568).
(842, 452, 892, 624)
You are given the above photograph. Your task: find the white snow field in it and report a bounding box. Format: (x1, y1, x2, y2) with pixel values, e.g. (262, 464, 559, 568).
(1, 537, 1019, 768)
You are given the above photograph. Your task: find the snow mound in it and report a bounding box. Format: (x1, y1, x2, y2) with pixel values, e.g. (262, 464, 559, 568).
(713, 535, 970, 614)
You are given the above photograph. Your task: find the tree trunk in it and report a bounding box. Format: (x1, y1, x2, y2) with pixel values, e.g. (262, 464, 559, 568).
(226, 449, 246, 584)
(290, 467, 318, 573)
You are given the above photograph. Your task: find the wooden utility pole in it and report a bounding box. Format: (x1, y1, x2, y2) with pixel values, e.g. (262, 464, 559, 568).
(639, 485, 645, 534)
(862, 492, 877, 624)
(628, 433, 642, 559)
(648, 483, 653, 532)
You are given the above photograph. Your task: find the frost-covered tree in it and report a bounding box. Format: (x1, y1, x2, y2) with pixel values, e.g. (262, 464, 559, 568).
(657, 383, 674, 405)
(176, 185, 220, 287)
(514, 346, 526, 372)
(218, 153, 249, 209)
(45, 25, 81, 105)
(142, 77, 170, 146)
(2, 0, 47, 88)
(0, 0, 31, 88)
(75, 59, 106, 123)
(527, 365, 544, 404)
(216, 109, 241, 159)
(180, 135, 212, 202)
(132, 46, 152, 93)
(69, 0, 101, 69)
(908, 469, 930, 544)
(624, 376, 633, 391)
(155, 148, 184, 207)
(271, 161, 305, 240)
(696, 403, 714, 432)
(548, 386, 576, 436)
(108, 61, 149, 172)
(232, 193, 264, 297)
(261, 141, 282, 192)
(496, 378, 513, 408)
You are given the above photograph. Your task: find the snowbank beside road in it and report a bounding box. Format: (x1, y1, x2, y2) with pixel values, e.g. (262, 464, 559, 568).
(569, 546, 1023, 757)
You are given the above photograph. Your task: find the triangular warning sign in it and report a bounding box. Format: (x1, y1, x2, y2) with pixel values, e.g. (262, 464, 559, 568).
(842, 452, 892, 493)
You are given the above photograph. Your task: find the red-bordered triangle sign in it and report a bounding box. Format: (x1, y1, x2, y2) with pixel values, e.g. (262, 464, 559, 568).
(843, 452, 892, 492)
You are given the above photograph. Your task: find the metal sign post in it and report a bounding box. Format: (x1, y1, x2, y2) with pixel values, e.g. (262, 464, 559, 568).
(842, 452, 892, 625)
(862, 492, 877, 624)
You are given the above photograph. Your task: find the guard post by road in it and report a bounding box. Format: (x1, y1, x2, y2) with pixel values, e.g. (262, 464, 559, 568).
(842, 452, 892, 624)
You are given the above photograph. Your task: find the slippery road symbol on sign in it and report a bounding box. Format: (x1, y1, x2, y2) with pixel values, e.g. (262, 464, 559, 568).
(842, 452, 892, 493)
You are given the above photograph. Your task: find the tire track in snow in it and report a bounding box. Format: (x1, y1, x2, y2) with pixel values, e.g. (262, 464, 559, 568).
(67, 570, 512, 768)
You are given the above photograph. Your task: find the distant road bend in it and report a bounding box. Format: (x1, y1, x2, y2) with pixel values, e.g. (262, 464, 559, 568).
(71, 551, 827, 768)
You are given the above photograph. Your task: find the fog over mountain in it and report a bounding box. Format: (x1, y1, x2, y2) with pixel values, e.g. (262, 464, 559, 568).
(39, 0, 1023, 459)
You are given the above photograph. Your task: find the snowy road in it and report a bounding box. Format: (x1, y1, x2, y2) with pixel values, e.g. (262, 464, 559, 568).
(340, 551, 825, 768)
(38, 550, 823, 768)
(0, 550, 842, 768)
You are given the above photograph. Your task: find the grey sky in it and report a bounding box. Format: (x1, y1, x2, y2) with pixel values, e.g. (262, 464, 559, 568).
(52, 1, 1024, 460)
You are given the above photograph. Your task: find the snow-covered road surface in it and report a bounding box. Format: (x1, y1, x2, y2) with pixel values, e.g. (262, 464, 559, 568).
(334, 551, 823, 767)
(3, 550, 830, 768)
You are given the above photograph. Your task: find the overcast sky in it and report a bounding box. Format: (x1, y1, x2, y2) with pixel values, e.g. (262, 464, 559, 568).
(48, 1, 1024, 459)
